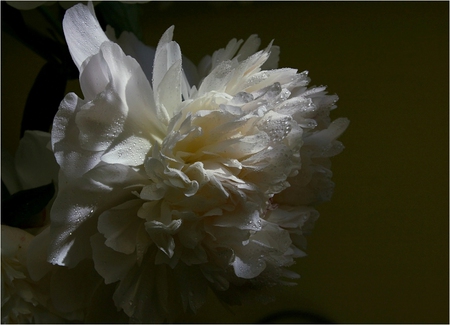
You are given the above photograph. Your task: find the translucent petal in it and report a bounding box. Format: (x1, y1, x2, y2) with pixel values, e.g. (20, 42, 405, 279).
(63, 2, 109, 70)
(157, 59, 182, 123)
(152, 27, 182, 111)
(114, 29, 156, 84)
(304, 117, 350, 147)
(79, 51, 109, 101)
(235, 34, 261, 62)
(210, 38, 243, 70)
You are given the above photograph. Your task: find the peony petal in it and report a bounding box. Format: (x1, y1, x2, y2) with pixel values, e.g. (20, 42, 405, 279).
(145, 219, 182, 258)
(47, 164, 146, 267)
(173, 263, 208, 312)
(79, 51, 109, 101)
(232, 252, 266, 279)
(109, 28, 156, 84)
(26, 227, 53, 281)
(113, 251, 180, 322)
(210, 38, 243, 71)
(75, 87, 126, 152)
(152, 26, 182, 98)
(261, 45, 280, 70)
(52, 92, 104, 182)
(63, 2, 109, 70)
(157, 59, 182, 123)
(75, 41, 164, 163)
(304, 117, 349, 147)
(197, 61, 235, 96)
(97, 199, 145, 254)
(101, 135, 152, 166)
(91, 233, 137, 284)
(235, 34, 261, 62)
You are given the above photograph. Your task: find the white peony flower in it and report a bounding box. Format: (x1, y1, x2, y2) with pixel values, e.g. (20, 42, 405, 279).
(34, 2, 349, 322)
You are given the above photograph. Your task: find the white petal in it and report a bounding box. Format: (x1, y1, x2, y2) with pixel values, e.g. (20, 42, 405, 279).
(181, 54, 199, 90)
(91, 233, 137, 284)
(261, 45, 280, 70)
(52, 92, 104, 182)
(97, 199, 145, 254)
(75, 87, 126, 152)
(75, 42, 164, 161)
(26, 227, 53, 281)
(232, 252, 266, 279)
(235, 34, 261, 62)
(197, 61, 235, 96)
(101, 135, 152, 166)
(113, 253, 176, 322)
(47, 164, 146, 267)
(157, 59, 182, 123)
(145, 219, 182, 258)
(210, 38, 243, 70)
(115, 30, 156, 84)
(63, 2, 109, 70)
(79, 51, 109, 101)
(152, 27, 182, 103)
(304, 117, 350, 147)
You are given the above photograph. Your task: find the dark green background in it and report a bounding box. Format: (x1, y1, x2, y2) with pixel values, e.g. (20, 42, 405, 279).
(2, 2, 448, 323)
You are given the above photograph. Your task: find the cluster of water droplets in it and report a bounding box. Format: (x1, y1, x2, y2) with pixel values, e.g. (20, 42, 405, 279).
(246, 218, 263, 231)
(259, 116, 293, 143)
(67, 204, 96, 236)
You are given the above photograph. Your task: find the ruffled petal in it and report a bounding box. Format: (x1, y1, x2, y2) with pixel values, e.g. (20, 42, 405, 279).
(47, 164, 146, 267)
(97, 199, 146, 254)
(52, 92, 103, 182)
(112, 249, 181, 322)
(91, 233, 138, 284)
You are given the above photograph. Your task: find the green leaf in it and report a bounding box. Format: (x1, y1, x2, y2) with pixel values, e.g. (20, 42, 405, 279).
(20, 61, 68, 137)
(1, 182, 55, 229)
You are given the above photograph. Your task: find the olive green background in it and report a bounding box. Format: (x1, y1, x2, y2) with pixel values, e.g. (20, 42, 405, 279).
(2, 2, 448, 323)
